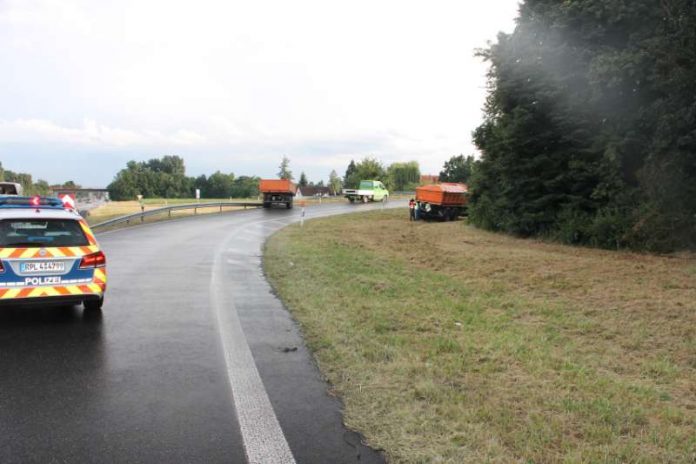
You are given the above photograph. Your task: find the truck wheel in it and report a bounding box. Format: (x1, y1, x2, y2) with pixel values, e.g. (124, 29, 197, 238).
(286, 202, 293, 209)
(263, 202, 271, 208)
(349, 197, 355, 203)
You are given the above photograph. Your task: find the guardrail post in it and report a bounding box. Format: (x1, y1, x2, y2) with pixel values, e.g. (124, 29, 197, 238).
(169, 209, 172, 218)
(194, 207, 197, 215)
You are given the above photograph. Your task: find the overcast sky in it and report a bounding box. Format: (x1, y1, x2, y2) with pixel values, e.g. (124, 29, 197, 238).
(0, 0, 519, 187)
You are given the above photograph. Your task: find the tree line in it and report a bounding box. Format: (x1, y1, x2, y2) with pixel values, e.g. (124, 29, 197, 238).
(107, 156, 261, 201)
(105, 154, 475, 201)
(343, 158, 421, 192)
(471, 0, 696, 251)
(0, 162, 78, 195)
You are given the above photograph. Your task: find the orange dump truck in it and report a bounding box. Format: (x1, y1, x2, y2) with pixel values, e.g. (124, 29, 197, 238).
(259, 179, 296, 209)
(415, 183, 468, 220)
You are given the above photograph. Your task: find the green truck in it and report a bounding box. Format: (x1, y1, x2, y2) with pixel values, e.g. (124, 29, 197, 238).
(342, 180, 389, 203)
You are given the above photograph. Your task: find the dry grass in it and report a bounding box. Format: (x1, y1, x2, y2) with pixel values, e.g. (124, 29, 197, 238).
(85, 199, 248, 227)
(86, 196, 360, 227)
(264, 209, 696, 463)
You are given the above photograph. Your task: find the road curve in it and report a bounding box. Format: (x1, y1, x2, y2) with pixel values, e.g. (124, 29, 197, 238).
(0, 201, 403, 464)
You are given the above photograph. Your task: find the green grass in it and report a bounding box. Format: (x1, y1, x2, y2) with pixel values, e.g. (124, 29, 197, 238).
(264, 209, 696, 463)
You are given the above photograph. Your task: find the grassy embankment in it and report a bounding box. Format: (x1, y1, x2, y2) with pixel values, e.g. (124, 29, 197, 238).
(264, 209, 695, 463)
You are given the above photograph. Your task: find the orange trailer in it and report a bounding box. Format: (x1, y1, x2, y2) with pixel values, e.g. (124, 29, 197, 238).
(259, 179, 296, 209)
(415, 183, 468, 220)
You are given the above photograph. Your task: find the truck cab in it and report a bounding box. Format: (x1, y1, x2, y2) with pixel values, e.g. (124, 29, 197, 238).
(0, 182, 23, 196)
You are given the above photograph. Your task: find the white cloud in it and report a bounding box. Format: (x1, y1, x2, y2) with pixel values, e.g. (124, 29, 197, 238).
(0, 118, 207, 147)
(0, 0, 520, 183)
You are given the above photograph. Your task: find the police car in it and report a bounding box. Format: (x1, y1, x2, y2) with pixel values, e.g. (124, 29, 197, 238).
(0, 196, 106, 310)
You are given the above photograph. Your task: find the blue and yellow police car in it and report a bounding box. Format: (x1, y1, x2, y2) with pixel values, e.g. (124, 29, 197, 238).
(0, 196, 106, 309)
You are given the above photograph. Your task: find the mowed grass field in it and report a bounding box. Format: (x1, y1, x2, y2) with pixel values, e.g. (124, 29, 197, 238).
(264, 209, 695, 463)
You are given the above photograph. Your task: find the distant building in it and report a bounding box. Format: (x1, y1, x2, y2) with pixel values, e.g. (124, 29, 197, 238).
(420, 175, 439, 185)
(52, 188, 110, 212)
(295, 186, 332, 198)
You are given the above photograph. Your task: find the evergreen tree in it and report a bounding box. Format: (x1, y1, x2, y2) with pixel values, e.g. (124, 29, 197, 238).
(472, 0, 696, 250)
(343, 160, 357, 188)
(278, 156, 293, 180)
(299, 172, 308, 187)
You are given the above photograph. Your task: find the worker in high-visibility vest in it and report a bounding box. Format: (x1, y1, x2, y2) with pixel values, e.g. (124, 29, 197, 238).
(409, 198, 416, 221)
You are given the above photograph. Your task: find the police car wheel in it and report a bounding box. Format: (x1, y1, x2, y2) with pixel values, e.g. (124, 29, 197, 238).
(84, 298, 104, 311)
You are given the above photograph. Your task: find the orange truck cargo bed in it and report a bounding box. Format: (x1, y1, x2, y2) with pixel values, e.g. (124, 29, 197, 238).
(259, 179, 296, 194)
(416, 183, 468, 206)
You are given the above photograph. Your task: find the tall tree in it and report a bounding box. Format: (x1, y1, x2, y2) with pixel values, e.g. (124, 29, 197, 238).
(230, 176, 260, 198)
(108, 156, 193, 200)
(328, 169, 342, 195)
(387, 161, 420, 191)
(206, 171, 235, 198)
(298, 172, 308, 187)
(471, 0, 696, 251)
(439, 155, 475, 184)
(345, 157, 386, 189)
(343, 160, 357, 188)
(278, 156, 293, 180)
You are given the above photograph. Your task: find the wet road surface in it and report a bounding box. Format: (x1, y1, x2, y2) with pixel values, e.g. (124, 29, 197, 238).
(0, 201, 402, 464)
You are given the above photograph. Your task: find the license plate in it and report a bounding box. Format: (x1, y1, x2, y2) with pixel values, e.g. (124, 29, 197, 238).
(20, 261, 66, 274)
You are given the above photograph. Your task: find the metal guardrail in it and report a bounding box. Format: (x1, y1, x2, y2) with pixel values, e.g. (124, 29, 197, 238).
(90, 201, 263, 231)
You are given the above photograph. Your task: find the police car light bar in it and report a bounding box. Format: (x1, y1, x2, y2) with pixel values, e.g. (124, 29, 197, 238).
(0, 196, 64, 209)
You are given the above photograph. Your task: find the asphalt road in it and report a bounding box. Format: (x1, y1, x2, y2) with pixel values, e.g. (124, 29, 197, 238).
(0, 200, 403, 464)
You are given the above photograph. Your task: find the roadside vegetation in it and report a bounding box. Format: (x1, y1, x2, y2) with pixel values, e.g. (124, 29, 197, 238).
(471, 1, 696, 251)
(265, 210, 695, 463)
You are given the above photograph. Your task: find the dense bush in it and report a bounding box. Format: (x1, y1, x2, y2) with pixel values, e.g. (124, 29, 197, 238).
(472, 0, 696, 251)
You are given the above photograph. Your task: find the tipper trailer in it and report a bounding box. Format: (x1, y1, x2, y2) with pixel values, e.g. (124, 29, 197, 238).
(259, 179, 296, 209)
(415, 183, 468, 220)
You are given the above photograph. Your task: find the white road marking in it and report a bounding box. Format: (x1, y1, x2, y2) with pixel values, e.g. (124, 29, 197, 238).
(211, 219, 297, 464)
(99, 202, 404, 463)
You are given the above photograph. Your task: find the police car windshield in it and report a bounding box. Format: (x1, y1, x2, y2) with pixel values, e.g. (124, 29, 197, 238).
(0, 219, 89, 248)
